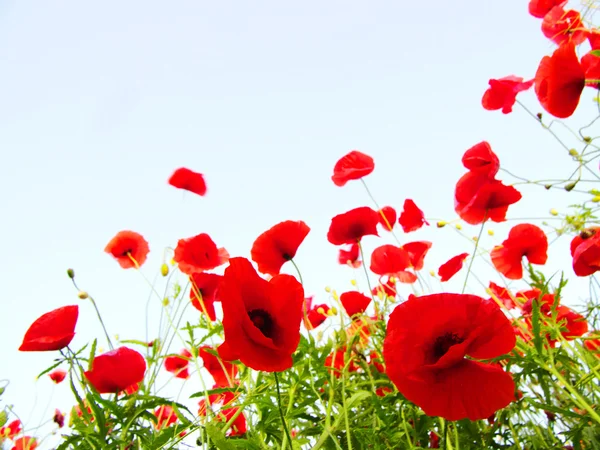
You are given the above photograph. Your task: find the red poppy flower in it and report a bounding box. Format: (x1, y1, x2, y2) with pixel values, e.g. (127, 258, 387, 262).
(488, 282, 518, 310)
(251, 220, 310, 276)
(190, 273, 223, 321)
(325, 347, 359, 377)
(482, 76, 534, 114)
(438, 253, 470, 282)
(104, 231, 150, 269)
(198, 390, 247, 436)
(461, 141, 500, 178)
(454, 172, 522, 225)
(535, 43, 585, 118)
(347, 316, 374, 347)
(398, 199, 429, 233)
(402, 241, 432, 271)
(19, 305, 79, 352)
(528, 0, 566, 18)
(369, 351, 385, 373)
(302, 296, 330, 330)
(372, 280, 396, 299)
(0, 420, 22, 439)
(53, 409, 65, 428)
(378, 206, 397, 231)
(553, 305, 588, 341)
(370, 245, 410, 275)
(153, 405, 178, 430)
(571, 228, 600, 276)
(12, 437, 37, 450)
(84, 347, 146, 394)
(383, 293, 516, 421)
(164, 349, 193, 379)
(199, 345, 238, 387)
(541, 6, 586, 45)
(173, 233, 229, 275)
(520, 288, 556, 315)
(340, 291, 371, 318)
(376, 386, 393, 397)
(490, 224, 548, 280)
(168, 167, 207, 197)
(331, 150, 375, 186)
(584, 335, 600, 354)
(327, 207, 380, 245)
(338, 243, 362, 268)
(218, 257, 304, 372)
(48, 369, 67, 384)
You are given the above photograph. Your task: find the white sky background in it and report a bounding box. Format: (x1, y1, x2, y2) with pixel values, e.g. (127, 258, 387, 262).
(1, 1, 599, 448)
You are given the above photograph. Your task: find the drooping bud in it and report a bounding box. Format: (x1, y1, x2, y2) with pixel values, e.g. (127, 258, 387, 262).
(487, 229, 494, 236)
(67, 268, 75, 279)
(565, 181, 577, 192)
(160, 264, 169, 277)
(77, 291, 89, 300)
(455, 223, 462, 230)
(436, 221, 447, 228)
(550, 208, 558, 216)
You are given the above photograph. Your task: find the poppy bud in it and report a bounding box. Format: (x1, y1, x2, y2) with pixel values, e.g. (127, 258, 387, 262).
(332, 290, 339, 301)
(330, 306, 338, 315)
(455, 224, 462, 230)
(389, 276, 396, 283)
(77, 291, 88, 300)
(67, 268, 75, 279)
(565, 181, 577, 192)
(569, 149, 579, 157)
(162, 298, 170, 306)
(472, 236, 479, 242)
(317, 307, 325, 315)
(536, 112, 543, 120)
(324, 286, 331, 293)
(544, 184, 552, 190)
(160, 264, 169, 277)
(350, 279, 357, 286)
(429, 270, 436, 276)
(593, 196, 600, 203)
(584, 136, 592, 143)
(487, 229, 494, 236)
(437, 221, 447, 228)
(550, 208, 558, 216)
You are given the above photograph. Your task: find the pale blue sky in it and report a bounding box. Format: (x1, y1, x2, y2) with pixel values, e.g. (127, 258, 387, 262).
(1, 1, 597, 447)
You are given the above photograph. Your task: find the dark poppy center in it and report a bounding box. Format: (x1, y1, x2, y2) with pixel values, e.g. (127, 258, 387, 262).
(248, 309, 274, 338)
(432, 332, 464, 360)
(120, 249, 133, 257)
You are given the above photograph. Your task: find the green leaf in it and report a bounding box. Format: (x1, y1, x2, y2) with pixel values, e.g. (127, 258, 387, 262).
(590, 49, 600, 57)
(190, 386, 244, 399)
(0, 410, 7, 427)
(88, 339, 97, 371)
(205, 423, 236, 450)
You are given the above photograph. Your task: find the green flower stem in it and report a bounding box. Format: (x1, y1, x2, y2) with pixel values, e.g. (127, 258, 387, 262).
(70, 279, 114, 350)
(461, 217, 486, 294)
(274, 372, 293, 449)
(290, 258, 304, 285)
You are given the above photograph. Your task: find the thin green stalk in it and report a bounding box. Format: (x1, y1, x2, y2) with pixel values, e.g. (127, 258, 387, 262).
(274, 372, 293, 449)
(70, 279, 114, 350)
(461, 218, 486, 294)
(290, 258, 304, 285)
